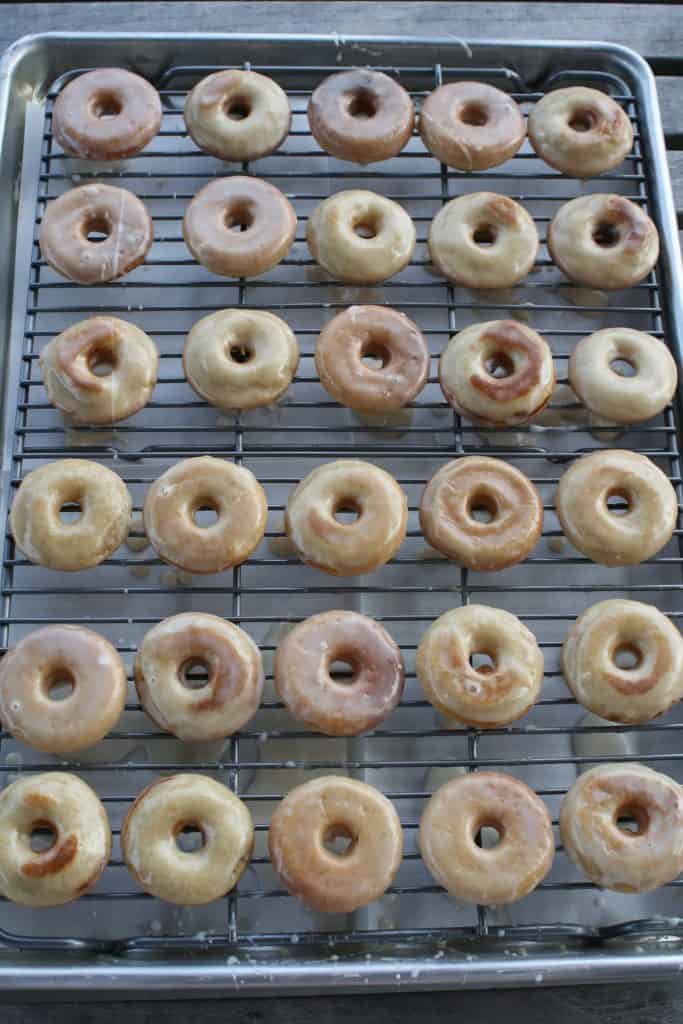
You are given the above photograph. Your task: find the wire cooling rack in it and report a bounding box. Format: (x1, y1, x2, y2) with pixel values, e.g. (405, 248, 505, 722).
(1, 55, 682, 957)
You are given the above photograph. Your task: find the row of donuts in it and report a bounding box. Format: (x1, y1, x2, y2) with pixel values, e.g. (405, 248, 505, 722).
(40, 311, 678, 427)
(10, 450, 678, 575)
(40, 179, 659, 291)
(2, 597, 680, 760)
(3, 763, 683, 908)
(53, 67, 634, 179)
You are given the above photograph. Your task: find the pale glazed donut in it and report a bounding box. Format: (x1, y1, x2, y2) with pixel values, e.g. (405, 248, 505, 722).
(563, 600, 683, 724)
(183, 309, 299, 411)
(274, 610, 404, 735)
(307, 190, 415, 284)
(0, 625, 127, 754)
(285, 460, 407, 576)
(420, 82, 525, 171)
(439, 319, 555, 425)
(419, 457, 543, 571)
(185, 70, 291, 162)
(555, 450, 677, 566)
(416, 605, 543, 728)
(135, 613, 263, 741)
(143, 456, 267, 574)
(121, 774, 253, 905)
(308, 69, 414, 164)
(547, 194, 659, 289)
(419, 772, 554, 904)
(560, 763, 683, 892)
(315, 305, 430, 412)
(10, 459, 132, 571)
(268, 775, 403, 912)
(183, 176, 296, 278)
(52, 68, 162, 160)
(40, 316, 158, 424)
(0, 772, 110, 906)
(568, 328, 677, 424)
(40, 184, 153, 284)
(528, 87, 633, 178)
(428, 192, 538, 289)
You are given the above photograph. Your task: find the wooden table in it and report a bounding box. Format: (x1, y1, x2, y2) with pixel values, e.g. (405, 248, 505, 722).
(2, 3, 683, 1021)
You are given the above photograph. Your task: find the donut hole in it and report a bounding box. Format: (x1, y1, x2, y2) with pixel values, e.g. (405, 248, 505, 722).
(82, 213, 111, 244)
(43, 668, 76, 702)
(178, 657, 211, 690)
(87, 345, 117, 377)
(90, 93, 123, 119)
(328, 654, 359, 686)
(224, 96, 251, 121)
(613, 642, 643, 671)
(224, 201, 254, 233)
(459, 102, 489, 127)
(473, 819, 503, 849)
(228, 342, 253, 364)
(592, 221, 621, 248)
(29, 821, 57, 854)
(352, 213, 381, 240)
(192, 498, 220, 528)
(333, 497, 362, 524)
(466, 491, 497, 524)
(605, 488, 632, 517)
(615, 802, 649, 836)
(360, 338, 391, 370)
(59, 501, 83, 525)
(347, 89, 378, 120)
(322, 822, 357, 857)
(609, 357, 637, 378)
(568, 108, 597, 133)
(174, 822, 206, 853)
(469, 651, 496, 675)
(484, 352, 515, 379)
(472, 224, 497, 247)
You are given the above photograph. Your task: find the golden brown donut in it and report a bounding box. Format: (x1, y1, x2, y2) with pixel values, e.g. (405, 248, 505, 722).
(439, 319, 555, 425)
(547, 194, 659, 289)
(268, 776, 403, 912)
(560, 763, 683, 892)
(315, 305, 430, 412)
(52, 68, 162, 160)
(10, 459, 132, 571)
(0, 772, 110, 906)
(40, 316, 158, 424)
(428, 192, 538, 289)
(39, 184, 153, 284)
(417, 605, 543, 728)
(420, 82, 526, 171)
(274, 610, 404, 735)
(419, 772, 554, 904)
(183, 308, 299, 411)
(307, 190, 415, 284)
(555, 450, 677, 566)
(183, 176, 296, 278)
(135, 613, 263, 741)
(568, 328, 677, 424)
(308, 69, 414, 164)
(285, 460, 407, 576)
(184, 70, 291, 162)
(121, 774, 253, 905)
(528, 87, 633, 178)
(419, 457, 543, 571)
(562, 600, 683, 724)
(0, 625, 127, 754)
(143, 456, 268, 574)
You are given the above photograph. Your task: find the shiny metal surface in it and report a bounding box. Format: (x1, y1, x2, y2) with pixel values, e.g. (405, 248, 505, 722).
(0, 32, 682, 994)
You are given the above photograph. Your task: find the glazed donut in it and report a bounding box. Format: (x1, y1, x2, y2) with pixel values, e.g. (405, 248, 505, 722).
(308, 69, 414, 164)
(10, 459, 132, 571)
(143, 456, 267, 574)
(528, 87, 633, 178)
(568, 328, 677, 424)
(185, 70, 291, 162)
(416, 605, 543, 728)
(419, 772, 554, 904)
(547, 194, 659, 289)
(183, 309, 299, 411)
(121, 774, 253, 905)
(563, 600, 683, 724)
(420, 82, 525, 171)
(135, 613, 263, 741)
(439, 319, 555, 425)
(285, 460, 407, 576)
(40, 184, 153, 284)
(274, 610, 404, 735)
(183, 176, 296, 278)
(419, 457, 543, 571)
(315, 305, 430, 412)
(52, 68, 162, 160)
(307, 190, 415, 284)
(560, 763, 683, 892)
(0, 772, 110, 906)
(0, 625, 127, 754)
(40, 316, 158, 424)
(268, 776, 403, 912)
(428, 192, 538, 289)
(555, 450, 677, 566)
